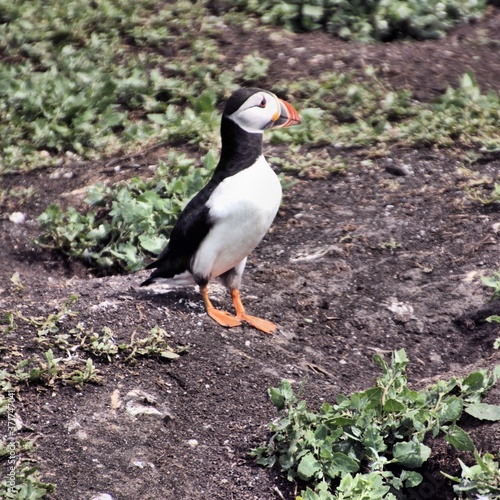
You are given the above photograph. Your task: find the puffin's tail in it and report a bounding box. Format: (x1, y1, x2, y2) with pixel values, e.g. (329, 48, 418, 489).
(140, 276, 155, 287)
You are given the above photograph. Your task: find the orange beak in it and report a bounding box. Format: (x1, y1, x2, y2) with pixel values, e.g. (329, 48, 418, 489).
(272, 98, 301, 129)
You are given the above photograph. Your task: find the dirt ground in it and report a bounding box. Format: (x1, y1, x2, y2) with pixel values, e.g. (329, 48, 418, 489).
(2, 7, 500, 500)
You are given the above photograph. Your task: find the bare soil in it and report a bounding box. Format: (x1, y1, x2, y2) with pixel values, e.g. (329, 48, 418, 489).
(2, 8, 500, 500)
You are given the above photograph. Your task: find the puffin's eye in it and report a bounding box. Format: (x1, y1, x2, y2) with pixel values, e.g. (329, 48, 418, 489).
(258, 96, 267, 108)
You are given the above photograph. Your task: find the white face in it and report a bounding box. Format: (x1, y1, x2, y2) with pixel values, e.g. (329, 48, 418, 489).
(226, 91, 281, 134)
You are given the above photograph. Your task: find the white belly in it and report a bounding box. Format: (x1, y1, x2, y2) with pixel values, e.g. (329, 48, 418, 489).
(192, 155, 282, 279)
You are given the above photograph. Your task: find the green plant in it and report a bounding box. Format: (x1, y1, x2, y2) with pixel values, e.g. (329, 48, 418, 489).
(481, 270, 500, 326)
(377, 238, 402, 251)
(0, 463, 56, 499)
(37, 152, 216, 272)
(401, 72, 500, 149)
(468, 182, 500, 205)
(65, 358, 102, 385)
(238, 52, 271, 84)
(0, 0, 233, 173)
(482, 272, 500, 301)
(236, 0, 487, 41)
(0, 434, 54, 498)
(443, 450, 500, 498)
(252, 350, 500, 498)
(72, 323, 183, 362)
(277, 69, 500, 152)
(0, 294, 184, 400)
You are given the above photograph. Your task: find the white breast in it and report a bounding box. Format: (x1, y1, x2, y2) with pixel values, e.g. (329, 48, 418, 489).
(192, 155, 282, 279)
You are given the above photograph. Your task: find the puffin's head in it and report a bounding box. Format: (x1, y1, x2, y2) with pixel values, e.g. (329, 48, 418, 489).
(223, 88, 301, 134)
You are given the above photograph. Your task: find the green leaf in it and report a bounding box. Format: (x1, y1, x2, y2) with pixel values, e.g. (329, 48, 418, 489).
(362, 425, 387, 453)
(393, 441, 431, 468)
(393, 349, 409, 365)
(462, 371, 487, 392)
(383, 398, 406, 412)
(139, 234, 168, 254)
(326, 452, 359, 477)
(297, 452, 322, 481)
(351, 386, 382, 411)
(269, 380, 295, 411)
(439, 396, 463, 422)
(400, 470, 423, 488)
(444, 424, 475, 451)
(465, 403, 500, 421)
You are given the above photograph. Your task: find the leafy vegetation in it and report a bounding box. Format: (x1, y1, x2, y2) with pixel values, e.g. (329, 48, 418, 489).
(236, 0, 488, 41)
(0, 0, 242, 174)
(0, 463, 56, 499)
(1, 0, 497, 175)
(469, 182, 500, 205)
(482, 270, 500, 329)
(280, 70, 500, 150)
(483, 271, 500, 302)
(0, 292, 184, 496)
(252, 350, 500, 499)
(0, 295, 183, 402)
(37, 152, 216, 272)
(444, 450, 500, 498)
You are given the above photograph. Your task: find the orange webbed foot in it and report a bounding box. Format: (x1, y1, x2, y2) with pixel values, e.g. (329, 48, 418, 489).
(207, 308, 243, 328)
(231, 289, 277, 334)
(237, 314, 277, 334)
(201, 284, 242, 329)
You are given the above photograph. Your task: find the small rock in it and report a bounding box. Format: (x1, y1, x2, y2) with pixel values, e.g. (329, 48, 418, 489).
(124, 389, 174, 421)
(187, 439, 199, 448)
(91, 495, 113, 500)
(386, 299, 415, 323)
(429, 352, 442, 364)
(132, 461, 145, 468)
(9, 212, 26, 224)
(385, 164, 413, 176)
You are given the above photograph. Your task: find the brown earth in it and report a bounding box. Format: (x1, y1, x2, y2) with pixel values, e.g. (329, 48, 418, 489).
(2, 7, 500, 500)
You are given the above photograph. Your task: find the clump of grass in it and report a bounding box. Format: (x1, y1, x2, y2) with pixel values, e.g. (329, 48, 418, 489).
(276, 70, 500, 151)
(0, 296, 184, 401)
(0, 463, 56, 499)
(443, 450, 500, 498)
(36, 151, 216, 272)
(252, 349, 500, 499)
(0, 0, 233, 173)
(236, 0, 487, 41)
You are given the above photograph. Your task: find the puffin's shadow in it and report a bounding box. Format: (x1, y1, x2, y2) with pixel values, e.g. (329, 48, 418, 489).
(136, 286, 232, 314)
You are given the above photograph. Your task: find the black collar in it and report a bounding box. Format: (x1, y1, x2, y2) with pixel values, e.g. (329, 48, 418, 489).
(212, 116, 263, 182)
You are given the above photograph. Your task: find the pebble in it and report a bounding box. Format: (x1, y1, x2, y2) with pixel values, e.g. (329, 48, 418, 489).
(9, 212, 26, 224)
(385, 164, 413, 176)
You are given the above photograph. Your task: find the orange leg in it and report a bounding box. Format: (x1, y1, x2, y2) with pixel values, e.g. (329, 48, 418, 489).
(200, 285, 242, 328)
(231, 289, 277, 334)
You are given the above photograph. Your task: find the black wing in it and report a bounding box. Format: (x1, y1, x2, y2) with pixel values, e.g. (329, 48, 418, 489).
(140, 182, 217, 286)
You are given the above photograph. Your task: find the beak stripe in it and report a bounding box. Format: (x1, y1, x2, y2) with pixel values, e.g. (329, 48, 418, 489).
(272, 98, 301, 129)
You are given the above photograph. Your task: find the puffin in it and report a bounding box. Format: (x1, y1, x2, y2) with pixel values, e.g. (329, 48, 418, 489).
(140, 88, 301, 334)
